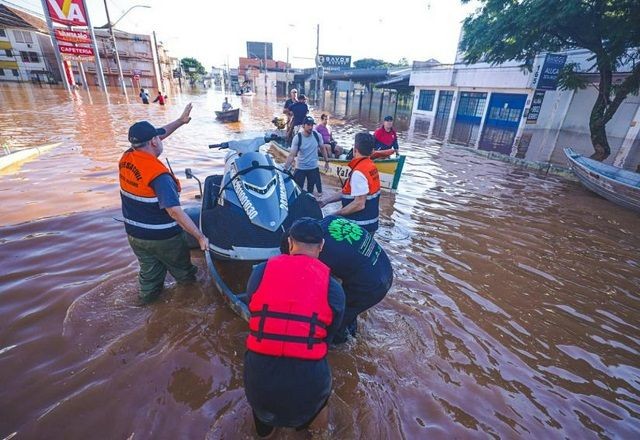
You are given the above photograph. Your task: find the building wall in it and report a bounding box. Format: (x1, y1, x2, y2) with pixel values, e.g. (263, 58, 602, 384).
(0, 28, 54, 82)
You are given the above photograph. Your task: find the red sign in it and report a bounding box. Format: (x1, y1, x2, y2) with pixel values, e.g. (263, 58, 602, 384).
(55, 28, 91, 44)
(59, 44, 94, 58)
(46, 0, 88, 27)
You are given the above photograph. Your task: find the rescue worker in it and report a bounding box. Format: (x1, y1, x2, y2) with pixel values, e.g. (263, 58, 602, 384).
(243, 218, 345, 438)
(281, 215, 393, 344)
(119, 103, 209, 304)
(373, 115, 399, 158)
(321, 132, 381, 233)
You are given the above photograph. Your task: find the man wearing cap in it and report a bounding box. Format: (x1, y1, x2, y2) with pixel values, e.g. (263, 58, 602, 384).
(284, 116, 329, 196)
(243, 218, 345, 437)
(280, 215, 393, 343)
(119, 103, 209, 304)
(321, 132, 381, 233)
(285, 94, 309, 146)
(373, 115, 400, 158)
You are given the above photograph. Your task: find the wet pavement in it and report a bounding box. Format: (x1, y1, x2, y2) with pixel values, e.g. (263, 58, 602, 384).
(1, 83, 639, 439)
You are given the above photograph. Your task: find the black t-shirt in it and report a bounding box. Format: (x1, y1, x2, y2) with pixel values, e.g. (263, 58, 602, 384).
(318, 215, 393, 294)
(289, 102, 309, 125)
(284, 98, 295, 110)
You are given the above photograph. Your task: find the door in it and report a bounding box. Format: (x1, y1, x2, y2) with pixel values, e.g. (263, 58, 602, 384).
(450, 92, 487, 146)
(432, 90, 454, 140)
(479, 93, 527, 155)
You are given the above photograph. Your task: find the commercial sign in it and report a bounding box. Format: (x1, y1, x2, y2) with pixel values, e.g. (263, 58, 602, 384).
(318, 54, 351, 71)
(526, 90, 546, 124)
(58, 43, 94, 59)
(535, 53, 567, 91)
(46, 0, 88, 26)
(54, 29, 91, 44)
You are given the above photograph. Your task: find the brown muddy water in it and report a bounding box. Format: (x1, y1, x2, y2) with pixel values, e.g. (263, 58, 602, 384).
(1, 83, 639, 439)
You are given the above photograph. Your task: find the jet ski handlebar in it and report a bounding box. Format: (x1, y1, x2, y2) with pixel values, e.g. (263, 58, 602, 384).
(209, 142, 229, 149)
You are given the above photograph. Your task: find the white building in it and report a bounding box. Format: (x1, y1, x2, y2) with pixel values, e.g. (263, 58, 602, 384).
(0, 4, 60, 83)
(409, 49, 640, 171)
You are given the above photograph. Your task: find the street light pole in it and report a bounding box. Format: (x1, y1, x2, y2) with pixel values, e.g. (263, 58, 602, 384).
(315, 24, 320, 105)
(103, 0, 126, 95)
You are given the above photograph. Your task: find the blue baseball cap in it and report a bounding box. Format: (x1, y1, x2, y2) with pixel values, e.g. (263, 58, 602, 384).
(303, 116, 315, 125)
(288, 217, 323, 244)
(128, 121, 166, 146)
(383, 115, 394, 121)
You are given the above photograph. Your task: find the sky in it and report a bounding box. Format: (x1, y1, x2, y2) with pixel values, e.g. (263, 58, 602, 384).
(9, 0, 479, 69)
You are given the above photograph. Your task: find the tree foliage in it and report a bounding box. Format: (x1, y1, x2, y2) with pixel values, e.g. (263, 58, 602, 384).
(353, 58, 409, 69)
(180, 57, 206, 83)
(460, 0, 640, 160)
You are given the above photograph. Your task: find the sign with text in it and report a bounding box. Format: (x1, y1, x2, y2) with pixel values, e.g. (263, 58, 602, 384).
(535, 54, 567, 91)
(46, 0, 88, 27)
(58, 43, 94, 59)
(526, 90, 546, 124)
(54, 29, 91, 45)
(318, 54, 351, 71)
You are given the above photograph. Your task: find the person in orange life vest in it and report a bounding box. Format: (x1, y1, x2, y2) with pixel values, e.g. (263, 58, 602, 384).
(153, 91, 166, 105)
(119, 103, 209, 304)
(243, 218, 345, 438)
(372, 115, 399, 158)
(320, 132, 381, 233)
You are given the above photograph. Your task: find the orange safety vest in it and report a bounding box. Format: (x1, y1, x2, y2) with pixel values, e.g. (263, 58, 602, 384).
(341, 157, 381, 232)
(246, 254, 333, 360)
(119, 148, 182, 239)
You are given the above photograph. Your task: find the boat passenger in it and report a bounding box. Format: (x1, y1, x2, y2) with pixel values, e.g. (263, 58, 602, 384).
(222, 97, 232, 112)
(283, 88, 298, 126)
(243, 218, 345, 438)
(281, 215, 393, 344)
(118, 104, 209, 304)
(286, 94, 309, 145)
(315, 114, 343, 158)
(373, 115, 399, 158)
(284, 116, 329, 196)
(321, 132, 381, 233)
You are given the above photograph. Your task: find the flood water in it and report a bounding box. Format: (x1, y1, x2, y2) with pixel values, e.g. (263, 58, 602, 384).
(1, 83, 639, 439)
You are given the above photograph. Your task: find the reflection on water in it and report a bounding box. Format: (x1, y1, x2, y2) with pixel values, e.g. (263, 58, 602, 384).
(1, 82, 639, 439)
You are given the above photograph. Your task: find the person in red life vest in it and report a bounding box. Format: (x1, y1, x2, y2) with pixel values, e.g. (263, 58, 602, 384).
(119, 104, 209, 304)
(320, 132, 381, 233)
(243, 218, 345, 438)
(372, 115, 399, 159)
(153, 91, 166, 105)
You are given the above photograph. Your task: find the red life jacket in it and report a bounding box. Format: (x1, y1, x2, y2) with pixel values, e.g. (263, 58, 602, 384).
(342, 157, 381, 196)
(246, 254, 333, 360)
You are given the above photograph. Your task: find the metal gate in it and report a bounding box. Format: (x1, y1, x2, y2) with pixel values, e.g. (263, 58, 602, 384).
(479, 93, 527, 155)
(432, 91, 453, 140)
(450, 92, 487, 146)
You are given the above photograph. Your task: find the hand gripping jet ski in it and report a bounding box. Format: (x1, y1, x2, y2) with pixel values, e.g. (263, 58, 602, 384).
(184, 135, 322, 320)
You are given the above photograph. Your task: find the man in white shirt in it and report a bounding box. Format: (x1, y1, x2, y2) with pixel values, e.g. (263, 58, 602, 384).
(320, 132, 381, 233)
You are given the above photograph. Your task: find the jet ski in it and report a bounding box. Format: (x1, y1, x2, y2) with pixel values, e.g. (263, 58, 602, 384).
(185, 136, 322, 320)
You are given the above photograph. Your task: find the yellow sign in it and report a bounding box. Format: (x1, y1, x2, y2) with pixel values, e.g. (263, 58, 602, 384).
(0, 41, 12, 50)
(0, 61, 19, 69)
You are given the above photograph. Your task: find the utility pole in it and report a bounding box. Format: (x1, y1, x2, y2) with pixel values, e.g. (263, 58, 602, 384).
(285, 46, 289, 96)
(315, 24, 319, 105)
(263, 43, 268, 97)
(103, 0, 127, 95)
(152, 31, 163, 92)
(82, 0, 107, 92)
(39, 0, 69, 91)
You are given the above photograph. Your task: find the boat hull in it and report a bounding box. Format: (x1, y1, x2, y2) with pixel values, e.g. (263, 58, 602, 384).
(215, 108, 240, 123)
(564, 148, 640, 213)
(268, 140, 406, 190)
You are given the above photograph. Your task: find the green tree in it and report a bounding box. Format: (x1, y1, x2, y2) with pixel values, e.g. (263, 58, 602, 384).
(397, 57, 409, 67)
(353, 58, 388, 69)
(180, 57, 206, 84)
(459, 0, 640, 160)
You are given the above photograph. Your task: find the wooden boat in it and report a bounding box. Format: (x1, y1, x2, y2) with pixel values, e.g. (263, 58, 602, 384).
(268, 136, 406, 190)
(564, 148, 640, 213)
(215, 108, 240, 123)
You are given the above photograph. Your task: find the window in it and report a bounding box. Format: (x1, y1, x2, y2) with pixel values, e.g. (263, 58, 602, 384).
(4, 49, 11, 57)
(0, 69, 4, 76)
(13, 30, 33, 44)
(417, 90, 435, 111)
(20, 51, 29, 62)
(0, 28, 6, 37)
(12, 69, 19, 77)
(29, 51, 38, 62)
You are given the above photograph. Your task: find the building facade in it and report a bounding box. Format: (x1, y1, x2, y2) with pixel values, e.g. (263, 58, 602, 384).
(409, 49, 640, 171)
(0, 4, 60, 84)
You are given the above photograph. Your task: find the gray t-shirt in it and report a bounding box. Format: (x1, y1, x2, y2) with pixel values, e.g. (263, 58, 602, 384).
(291, 130, 322, 170)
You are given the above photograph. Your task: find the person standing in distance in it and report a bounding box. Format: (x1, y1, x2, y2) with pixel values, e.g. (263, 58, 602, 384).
(284, 116, 329, 197)
(321, 132, 381, 233)
(373, 115, 400, 158)
(139, 88, 150, 104)
(119, 103, 209, 304)
(243, 218, 345, 438)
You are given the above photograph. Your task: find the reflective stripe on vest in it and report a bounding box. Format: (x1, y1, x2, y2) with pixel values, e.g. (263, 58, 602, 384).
(119, 149, 182, 239)
(246, 254, 332, 360)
